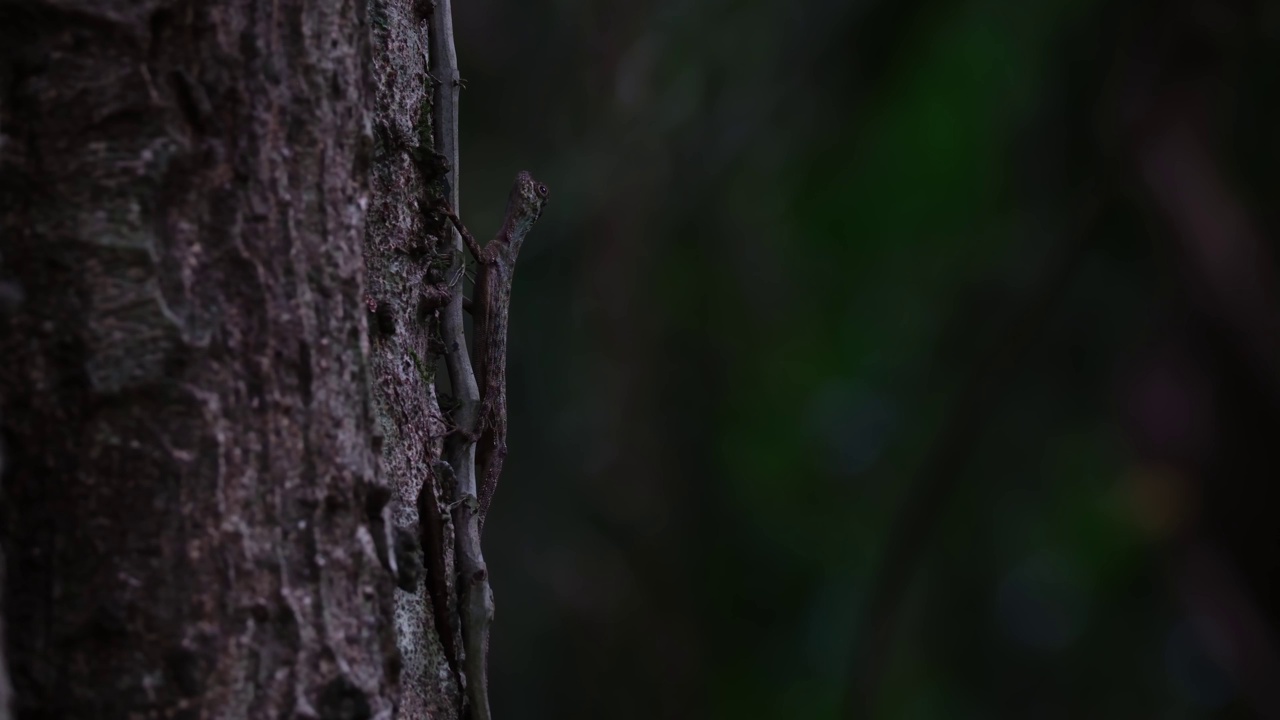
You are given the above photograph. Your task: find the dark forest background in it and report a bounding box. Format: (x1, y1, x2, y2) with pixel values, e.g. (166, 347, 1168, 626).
(451, 0, 1280, 717)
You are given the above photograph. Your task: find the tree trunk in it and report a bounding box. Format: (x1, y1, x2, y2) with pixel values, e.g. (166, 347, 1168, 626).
(0, 0, 438, 715)
(364, 0, 467, 716)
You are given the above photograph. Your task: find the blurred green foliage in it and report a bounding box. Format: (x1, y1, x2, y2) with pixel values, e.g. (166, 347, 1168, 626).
(451, 0, 1278, 717)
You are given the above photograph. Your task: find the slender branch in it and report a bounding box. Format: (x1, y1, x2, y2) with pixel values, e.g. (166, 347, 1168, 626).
(429, 4, 495, 720)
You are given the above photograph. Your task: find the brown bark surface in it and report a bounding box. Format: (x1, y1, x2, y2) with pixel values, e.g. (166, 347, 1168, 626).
(0, 0, 405, 716)
(364, 0, 465, 716)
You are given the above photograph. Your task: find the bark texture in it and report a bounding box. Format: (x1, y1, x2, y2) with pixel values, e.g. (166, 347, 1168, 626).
(0, 0, 400, 716)
(364, 0, 465, 716)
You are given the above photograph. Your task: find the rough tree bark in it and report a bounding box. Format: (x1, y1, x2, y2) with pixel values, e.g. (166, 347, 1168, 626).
(363, 0, 469, 716)
(0, 0, 437, 715)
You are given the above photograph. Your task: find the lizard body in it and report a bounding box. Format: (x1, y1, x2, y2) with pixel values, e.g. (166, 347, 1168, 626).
(444, 170, 548, 530)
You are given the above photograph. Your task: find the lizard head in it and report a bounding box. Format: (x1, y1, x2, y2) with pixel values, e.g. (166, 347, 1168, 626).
(502, 170, 549, 249)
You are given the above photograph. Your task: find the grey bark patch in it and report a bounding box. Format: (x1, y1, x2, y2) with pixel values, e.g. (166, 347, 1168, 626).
(366, 0, 465, 715)
(0, 0, 398, 715)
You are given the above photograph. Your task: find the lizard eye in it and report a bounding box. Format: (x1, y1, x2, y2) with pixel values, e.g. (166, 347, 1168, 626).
(536, 184, 549, 197)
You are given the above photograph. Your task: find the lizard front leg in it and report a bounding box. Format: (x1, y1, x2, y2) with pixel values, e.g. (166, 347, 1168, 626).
(441, 204, 491, 266)
(443, 172, 548, 533)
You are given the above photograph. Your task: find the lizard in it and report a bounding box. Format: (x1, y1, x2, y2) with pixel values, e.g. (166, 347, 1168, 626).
(441, 170, 549, 531)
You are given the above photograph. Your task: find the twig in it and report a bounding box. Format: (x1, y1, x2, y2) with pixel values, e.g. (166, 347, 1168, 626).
(429, 3, 495, 719)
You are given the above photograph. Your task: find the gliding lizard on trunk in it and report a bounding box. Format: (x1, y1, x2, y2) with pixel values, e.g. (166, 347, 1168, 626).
(443, 170, 549, 531)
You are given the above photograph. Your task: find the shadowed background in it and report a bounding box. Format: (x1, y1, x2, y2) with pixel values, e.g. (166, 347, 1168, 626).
(447, 0, 1280, 717)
